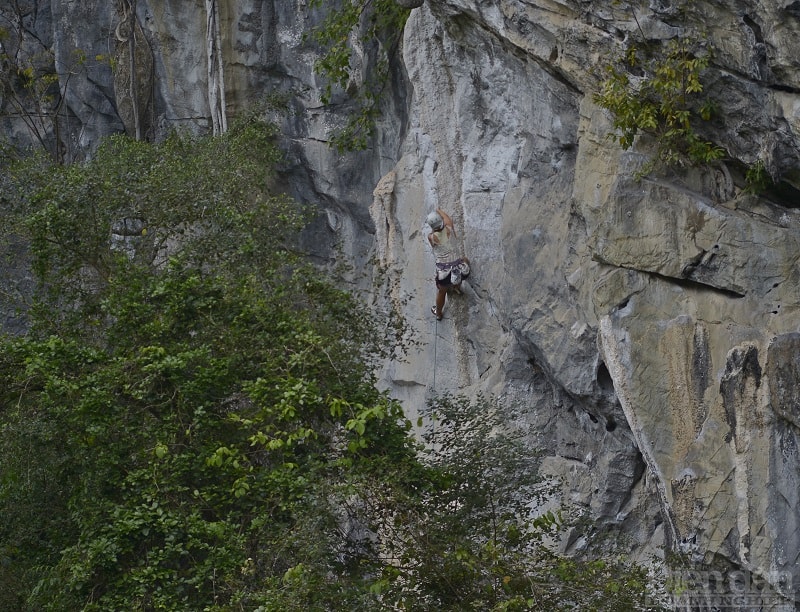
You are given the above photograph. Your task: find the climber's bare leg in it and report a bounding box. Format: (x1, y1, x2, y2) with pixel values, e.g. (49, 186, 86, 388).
(434, 287, 447, 319)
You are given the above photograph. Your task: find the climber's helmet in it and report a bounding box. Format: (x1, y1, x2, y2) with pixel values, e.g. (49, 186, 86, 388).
(426, 211, 444, 231)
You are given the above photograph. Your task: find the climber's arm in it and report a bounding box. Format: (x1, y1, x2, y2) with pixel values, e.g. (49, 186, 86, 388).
(437, 208, 455, 236)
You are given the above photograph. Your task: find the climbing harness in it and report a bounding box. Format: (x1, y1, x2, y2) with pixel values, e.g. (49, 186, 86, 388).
(435, 259, 470, 286)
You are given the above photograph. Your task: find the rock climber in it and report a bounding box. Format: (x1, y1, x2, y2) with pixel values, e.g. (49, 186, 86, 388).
(426, 208, 470, 321)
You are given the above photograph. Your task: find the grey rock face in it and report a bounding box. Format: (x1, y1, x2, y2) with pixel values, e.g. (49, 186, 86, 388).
(376, 0, 800, 601)
(3, 0, 800, 601)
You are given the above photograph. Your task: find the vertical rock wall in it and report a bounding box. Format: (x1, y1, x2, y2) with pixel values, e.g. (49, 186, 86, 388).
(370, 0, 800, 603)
(377, 0, 667, 570)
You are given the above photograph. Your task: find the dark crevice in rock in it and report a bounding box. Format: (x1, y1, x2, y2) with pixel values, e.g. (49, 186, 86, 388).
(728, 160, 800, 208)
(786, 1, 800, 17)
(594, 362, 623, 434)
(595, 256, 747, 298)
(742, 15, 764, 44)
(764, 180, 800, 207)
(769, 82, 800, 94)
(713, 63, 800, 93)
(596, 361, 615, 393)
(720, 344, 762, 442)
(691, 324, 711, 428)
(592, 252, 745, 298)
(631, 451, 646, 489)
(655, 268, 745, 298)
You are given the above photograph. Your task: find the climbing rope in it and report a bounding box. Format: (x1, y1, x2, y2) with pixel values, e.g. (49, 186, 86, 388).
(432, 316, 438, 389)
(431, 314, 438, 444)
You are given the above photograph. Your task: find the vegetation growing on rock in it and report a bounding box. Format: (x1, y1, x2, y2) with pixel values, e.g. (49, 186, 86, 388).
(594, 36, 725, 174)
(307, 0, 410, 151)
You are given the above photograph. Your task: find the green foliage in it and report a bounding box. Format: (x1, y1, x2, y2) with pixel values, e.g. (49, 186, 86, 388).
(0, 117, 415, 610)
(744, 158, 774, 194)
(594, 37, 726, 174)
(307, 0, 410, 151)
(338, 395, 661, 610)
(2, 113, 288, 334)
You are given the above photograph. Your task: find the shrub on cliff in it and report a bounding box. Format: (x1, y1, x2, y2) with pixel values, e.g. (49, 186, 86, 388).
(307, 0, 410, 151)
(594, 36, 726, 174)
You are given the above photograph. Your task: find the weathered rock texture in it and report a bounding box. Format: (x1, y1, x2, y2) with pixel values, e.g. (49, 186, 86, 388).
(3, 0, 800, 605)
(378, 2, 800, 605)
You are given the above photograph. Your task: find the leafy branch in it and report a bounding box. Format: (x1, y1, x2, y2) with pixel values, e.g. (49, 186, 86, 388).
(0, 13, 93, 164)
(307, 0, 411, 151)
(594, 36, 726, 174)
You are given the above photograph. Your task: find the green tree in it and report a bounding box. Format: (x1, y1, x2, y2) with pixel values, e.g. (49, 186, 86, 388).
(594, 37, 725, 174)
(0, 115, 414, 610)
(0, 116, 662, 610)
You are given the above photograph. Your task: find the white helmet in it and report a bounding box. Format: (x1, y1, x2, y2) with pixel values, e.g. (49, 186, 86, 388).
(426, 211, 444, 231)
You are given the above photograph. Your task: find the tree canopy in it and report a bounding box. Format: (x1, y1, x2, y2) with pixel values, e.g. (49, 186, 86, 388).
(0, 116, 414, 610)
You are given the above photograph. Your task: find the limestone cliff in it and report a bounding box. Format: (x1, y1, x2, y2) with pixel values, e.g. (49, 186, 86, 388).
(3, 0, 800, 604)
(388, 1, 800, 605)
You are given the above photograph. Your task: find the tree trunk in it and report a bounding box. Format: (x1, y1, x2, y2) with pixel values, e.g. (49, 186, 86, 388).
(206, 0, 228, 135)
